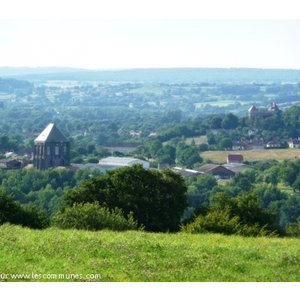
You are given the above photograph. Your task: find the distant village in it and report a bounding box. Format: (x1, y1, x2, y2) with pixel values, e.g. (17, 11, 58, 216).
(1, 102, 299, 180)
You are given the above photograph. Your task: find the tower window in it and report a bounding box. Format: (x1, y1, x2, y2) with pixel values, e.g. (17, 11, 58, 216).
(55, 146, 59, 155)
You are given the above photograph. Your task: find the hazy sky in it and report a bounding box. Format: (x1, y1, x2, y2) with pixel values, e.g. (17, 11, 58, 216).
(1, 1, 300, 69)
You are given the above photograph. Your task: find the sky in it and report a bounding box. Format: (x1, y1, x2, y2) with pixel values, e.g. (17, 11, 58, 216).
(0, 0, 300, 69)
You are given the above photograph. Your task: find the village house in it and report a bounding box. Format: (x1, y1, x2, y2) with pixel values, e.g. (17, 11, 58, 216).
(0, 159, 22, 170)
(232, 140, 265, 151)
(287, 138, 300, 149)
(265, 140, 284, 149)
(129, 130, 142, 138)
(196, 164, 235, 179)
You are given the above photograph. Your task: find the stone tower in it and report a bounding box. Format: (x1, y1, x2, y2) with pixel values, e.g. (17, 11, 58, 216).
(33, 123, 70, 170)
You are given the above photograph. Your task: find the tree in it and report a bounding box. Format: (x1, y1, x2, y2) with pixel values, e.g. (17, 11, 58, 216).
(176, 145, 202, 168)
(209, 116, 222, 129)
(210, 192, 277, 232)
(218, 137, 233, 150)
(232, 170, 256, 192)
(221, 113, 239, 129)
(0, 188, 49, 229)
(186, 175, 217, 210)
(292, 175, 300, 192)
(156, 145, 176, 165)
(63, 165, 188, 232)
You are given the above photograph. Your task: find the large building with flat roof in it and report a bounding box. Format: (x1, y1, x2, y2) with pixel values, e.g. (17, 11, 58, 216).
(98, 156, 150, 172)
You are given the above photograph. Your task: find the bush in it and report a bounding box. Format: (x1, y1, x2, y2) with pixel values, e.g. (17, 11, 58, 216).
(182, 192, 278, 237)
(182, 210, 241, 235)
(21, 204, 49, 229)
(0, 188, 49, 229)
(182, 210, 275, 237)
(52, 202, 140, 231)
(286, 217, 300, 237)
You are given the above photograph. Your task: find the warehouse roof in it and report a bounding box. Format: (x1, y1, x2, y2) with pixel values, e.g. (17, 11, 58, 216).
(98, 156, 148, 166)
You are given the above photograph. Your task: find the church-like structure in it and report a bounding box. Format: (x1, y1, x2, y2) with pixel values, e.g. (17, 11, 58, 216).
(33, 123, 70, 170)
(248, 102, 279, 119)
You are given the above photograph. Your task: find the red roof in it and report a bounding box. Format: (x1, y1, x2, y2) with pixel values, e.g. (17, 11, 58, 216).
(227, 154, 244, 163)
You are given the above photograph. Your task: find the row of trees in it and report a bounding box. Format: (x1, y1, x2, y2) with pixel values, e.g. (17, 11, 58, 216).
(1, 163, 299, 236)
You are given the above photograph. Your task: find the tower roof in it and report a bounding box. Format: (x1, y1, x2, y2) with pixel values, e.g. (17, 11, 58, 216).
(35, 123, 68, 143)
(268, 102, 279, 111)
(248, 105, 258, 112)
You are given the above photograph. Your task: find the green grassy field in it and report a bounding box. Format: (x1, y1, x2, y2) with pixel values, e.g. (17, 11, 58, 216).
(0, 224, 299, 282)
(185, 135, 208, 145)
(202, 149, 300, 163)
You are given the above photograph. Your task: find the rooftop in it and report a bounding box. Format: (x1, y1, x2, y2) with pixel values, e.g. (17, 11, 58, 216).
(35, 123, 68, 143)
(98, 156, 148, 166)
(228, 154, 244, 163)
(223, 163, 252, 174)
(172, 167, 204, 178)
(196, 163, 220, 173)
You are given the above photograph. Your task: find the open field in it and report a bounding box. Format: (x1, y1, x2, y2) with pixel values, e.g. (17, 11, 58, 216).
(202, 149, 300, 164)
(0, 224, 299, 282)
(185, 135, 208, 145)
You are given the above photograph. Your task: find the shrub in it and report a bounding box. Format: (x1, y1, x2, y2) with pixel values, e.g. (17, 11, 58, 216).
(182, 210, 241, 235)
(52, 202, 140, 231)
(21, 204, 50, 229)
(286, 217, 300, 237)
(0, 188, 49, 229)
(182, 210, 275, 237)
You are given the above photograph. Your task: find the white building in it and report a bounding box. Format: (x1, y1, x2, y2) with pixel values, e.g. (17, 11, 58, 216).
(98, 156, 150, 172)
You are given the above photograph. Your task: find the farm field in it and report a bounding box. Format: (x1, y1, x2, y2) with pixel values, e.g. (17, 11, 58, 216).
(185, 135, 208, 145)
(0, 224, 299, 282)
(202, 149, 300, 164)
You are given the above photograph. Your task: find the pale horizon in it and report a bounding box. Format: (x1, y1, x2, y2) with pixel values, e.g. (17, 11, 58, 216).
(1, 20, 300, 70)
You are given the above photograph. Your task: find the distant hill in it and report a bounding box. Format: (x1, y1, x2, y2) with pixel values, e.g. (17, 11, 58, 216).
(0, 67, 85, 77)
(1, 67, 300, 83)
(0, 77, 33, 92)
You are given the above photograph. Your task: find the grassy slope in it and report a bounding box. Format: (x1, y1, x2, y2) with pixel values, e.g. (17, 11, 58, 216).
(0, 225, 299, 282)
(202, 149, 300, 164)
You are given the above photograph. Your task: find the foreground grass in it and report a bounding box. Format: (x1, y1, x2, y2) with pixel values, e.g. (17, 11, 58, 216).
(0, 224, 299, 282)
(202, 149, 300, 164)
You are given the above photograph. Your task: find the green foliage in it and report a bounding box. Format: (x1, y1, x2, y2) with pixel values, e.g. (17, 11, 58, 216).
(253, 184, 287, 208)
(186, 175, 217, 210)
(183, 210, 242, 235)
(218, 137, 233, 150)
(211, 192, 277, 231)
(176, 143, 202, 168)
(20, 204, 50, 229)
(270, 194, 300, 227)
(63, 165, 188, 232)
(0, 168, 100, 215)
(184, 192, 278, 236)
(286, 217, 300, 237)
(0, 188, 49, 229)
(52, 202, 139, 231)
(221, 113, 239, 129)
(231, 170, 257, 192)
